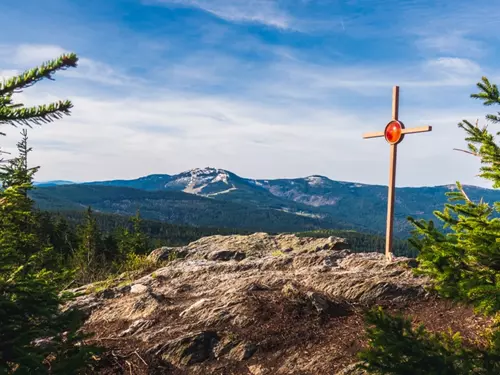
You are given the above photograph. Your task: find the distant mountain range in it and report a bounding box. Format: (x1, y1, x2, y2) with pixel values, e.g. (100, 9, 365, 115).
(31, 167, 500, 237)
(34, 180, 75, 187)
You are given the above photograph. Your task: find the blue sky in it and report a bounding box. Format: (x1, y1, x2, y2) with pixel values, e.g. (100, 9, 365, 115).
(1, 0, 499, 187)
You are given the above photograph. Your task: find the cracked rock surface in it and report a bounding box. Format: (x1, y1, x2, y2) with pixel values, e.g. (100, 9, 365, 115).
(66, 233, 489, 374)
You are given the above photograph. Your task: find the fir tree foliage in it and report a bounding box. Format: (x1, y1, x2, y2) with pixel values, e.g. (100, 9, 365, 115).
(0, 53, 98, 373)
(0, 54, 78, 127)
(359, 77, 500, 374)
(408, 77, 500, 315)
(117, 209, 149, 256)
(72, 207, 107, 284)
(358, 308, 500, 375)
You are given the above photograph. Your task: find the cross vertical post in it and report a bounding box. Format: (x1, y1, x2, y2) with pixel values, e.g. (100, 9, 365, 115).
(385, 86, 399, 261)
(362, 86, 432, 262)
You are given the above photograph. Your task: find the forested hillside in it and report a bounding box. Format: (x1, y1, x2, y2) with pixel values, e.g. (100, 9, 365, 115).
(29, 185, 361, 233)
(33, 170, 500, 237)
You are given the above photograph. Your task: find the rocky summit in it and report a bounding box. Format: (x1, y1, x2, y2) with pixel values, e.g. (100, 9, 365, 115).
(68, 233, 490, 374)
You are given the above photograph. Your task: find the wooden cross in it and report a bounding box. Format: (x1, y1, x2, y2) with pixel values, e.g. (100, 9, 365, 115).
(363, 86, 432, 261)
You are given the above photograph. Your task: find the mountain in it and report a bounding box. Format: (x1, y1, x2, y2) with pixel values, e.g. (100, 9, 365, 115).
(77, 167, 500, 236)
(85, 174, 171, 191)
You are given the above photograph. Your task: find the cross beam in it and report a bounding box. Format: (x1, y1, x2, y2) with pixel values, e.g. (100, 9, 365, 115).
(362, 86, 432, 262)
(363, 126, 432, 139)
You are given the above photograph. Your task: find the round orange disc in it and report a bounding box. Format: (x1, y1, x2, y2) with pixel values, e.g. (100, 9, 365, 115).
(384, 120, 404, 144)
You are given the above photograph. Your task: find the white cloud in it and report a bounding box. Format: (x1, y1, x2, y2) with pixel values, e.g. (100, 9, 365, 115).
(0, 44, 130, 86)
(11, 44, 68, 65)
(145, 0, 293, 29)
(1, 76, 487, 188)
(417, 32, 485, 56)
(426, 57, 481, 76)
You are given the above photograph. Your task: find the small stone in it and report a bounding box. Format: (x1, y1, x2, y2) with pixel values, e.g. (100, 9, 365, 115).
(180, 299, 208, 318)
(119, 319, 155, 337)
(247, 282, 269, 292)
(228, 342, 257, 361)
(115, 284, 131, 294)
(130, 284, 148, 294)
(207, 250, 246, 261)
(328, 236, 350, 250)
(214, 336, 240, 358)
(148, 247, 187, 262)
(248, 364, 269, 375)
(153, 331, 219, 366)
(307, 291, 330, 314)
(98, 288, 115, 299)
(337, 362, 368, 374)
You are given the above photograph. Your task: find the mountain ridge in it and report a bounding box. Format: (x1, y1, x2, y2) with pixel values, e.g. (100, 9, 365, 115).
(31, 167, 500, 237)
(35, 167, 492, 190)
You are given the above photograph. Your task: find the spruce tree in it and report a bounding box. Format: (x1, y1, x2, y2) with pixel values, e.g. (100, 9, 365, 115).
(72, 206, 106, 284)
(0, 53, 98, 373)
(129, 209, 149, 254)
(358, 77, 500, 374)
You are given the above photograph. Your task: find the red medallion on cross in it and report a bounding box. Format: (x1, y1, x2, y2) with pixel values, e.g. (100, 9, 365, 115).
(384, 120, 405, 145)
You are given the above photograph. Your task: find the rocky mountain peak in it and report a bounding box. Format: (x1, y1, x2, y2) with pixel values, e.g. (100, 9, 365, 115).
(305, 175, 329, 186)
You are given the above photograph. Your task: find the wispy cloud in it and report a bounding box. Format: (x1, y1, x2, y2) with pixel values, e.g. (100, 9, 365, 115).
(416, 32, 486, 56)
(145, 0, 293, 29)
(425, 57, 481, 77)
(0, 44, 131, 86)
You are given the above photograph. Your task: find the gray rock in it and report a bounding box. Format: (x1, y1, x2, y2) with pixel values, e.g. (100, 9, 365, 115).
(64, 233, 431, 375)
(214, 336, 240, 358)
(328, 236, 351, 250)
(148, 247, 187, 262)
(97, 288, 115, 299)
(207, 250, 246, 261)
(130, 284, 148, 294)
(150, 331, 219, 366)
(228, 341, 258, 361)
(115, 284, 131, 294)
(119, 319, 155, 337)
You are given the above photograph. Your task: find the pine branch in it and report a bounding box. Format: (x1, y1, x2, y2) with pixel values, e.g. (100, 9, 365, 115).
(453, 148, 479, 157)
(0, 53, 78, 96)
(471, 77, 500, 106)
(0, 100, 73, 127)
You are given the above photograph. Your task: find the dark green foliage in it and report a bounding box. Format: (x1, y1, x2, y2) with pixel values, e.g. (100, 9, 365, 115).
(71, 207, 108, 285)
(296, 229, 415, 257)
(116, 210, 150, 256)
(30, 184, 344, 233)
(0, 53, 99, 373)
(28, 208, 250, 285)
(358, 308, 500, 375)
(359, 77, 500, 374)
(407, 78, 500, 315)
(42, 209, 250, 248)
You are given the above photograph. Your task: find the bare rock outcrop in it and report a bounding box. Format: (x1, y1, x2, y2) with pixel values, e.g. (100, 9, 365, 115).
(66, 233, 488, 374)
